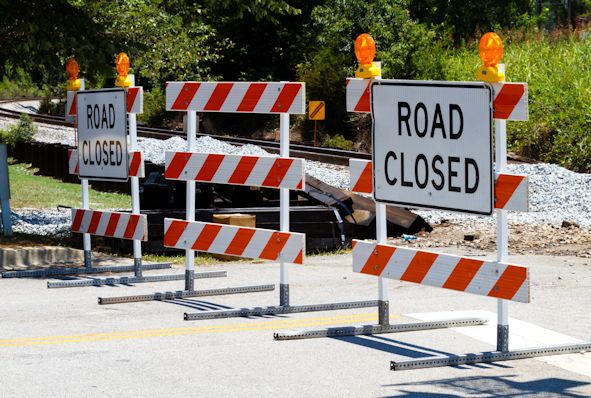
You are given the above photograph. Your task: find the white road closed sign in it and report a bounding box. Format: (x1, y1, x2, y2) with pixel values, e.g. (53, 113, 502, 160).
(76, 89, 128, 181)
(371, 80, 493, 215)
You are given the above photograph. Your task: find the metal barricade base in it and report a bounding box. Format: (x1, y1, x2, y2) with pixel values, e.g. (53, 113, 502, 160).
(98, 284, 275, 305)
(1, 262, 172, 279)
(47, 270, 227, 288)
(184, 300, 379, 321)
(274, 317, 486, 340)
(391, 342, 591, 370)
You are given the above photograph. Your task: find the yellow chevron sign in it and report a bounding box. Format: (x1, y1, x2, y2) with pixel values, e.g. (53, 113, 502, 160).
(308, 101, 325, 120)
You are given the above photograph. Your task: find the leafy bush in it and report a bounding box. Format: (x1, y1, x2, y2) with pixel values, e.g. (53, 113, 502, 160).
(321, 134, 353, 150)
(137, 87, 167, 127)
(438, 30, 591, 172)
(297, 0, 444, 137)
(0, 114, 37, 147)
(38, 96, 65, 116)
(0, 65, 40, 99)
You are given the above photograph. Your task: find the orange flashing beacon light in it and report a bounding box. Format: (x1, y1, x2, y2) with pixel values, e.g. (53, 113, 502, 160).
(66, 58, 81, 91)
(354, 33, 380, 79)
(476, 32, 505, 83)
(115, 52, 132, 88)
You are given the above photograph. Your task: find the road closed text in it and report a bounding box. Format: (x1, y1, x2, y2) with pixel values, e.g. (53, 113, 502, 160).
(81, 140, 124, 166)
(383, 102, 479, 194)
(76, 89, 128, 181)
(372, 82, 492, 214)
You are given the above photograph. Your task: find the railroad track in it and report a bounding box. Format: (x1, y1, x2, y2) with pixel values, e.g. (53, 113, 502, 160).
(0, 98, 535, 165)
(0, 99, 370, 165)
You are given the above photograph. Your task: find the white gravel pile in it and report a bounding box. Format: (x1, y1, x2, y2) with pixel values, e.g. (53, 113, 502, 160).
(11, 208, 71, 236)
(415, 163, 591, 228)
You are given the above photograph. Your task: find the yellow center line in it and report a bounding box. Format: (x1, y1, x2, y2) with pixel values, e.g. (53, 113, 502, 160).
(0, 312, 396, 348)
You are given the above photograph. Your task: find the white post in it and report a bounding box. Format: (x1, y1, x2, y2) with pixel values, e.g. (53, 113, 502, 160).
(279, 112, 290, 306)
(127, 75, 143, 277)
(372, 73, 389, 325)
(75, 79, 92, 269)
(185, 111, 197, 291)
(376, 202, 389, 325)
(495, 64, 509, 352)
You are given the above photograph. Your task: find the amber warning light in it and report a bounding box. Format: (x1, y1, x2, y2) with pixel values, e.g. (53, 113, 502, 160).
(66, 58, 81, 91)
(115, 52, 132, 88)
(354, 33, 380, 79)
(476, 32, 504, 83)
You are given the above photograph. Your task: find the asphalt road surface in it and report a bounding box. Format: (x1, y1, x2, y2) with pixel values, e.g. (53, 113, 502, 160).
(1, 248, 591, 397)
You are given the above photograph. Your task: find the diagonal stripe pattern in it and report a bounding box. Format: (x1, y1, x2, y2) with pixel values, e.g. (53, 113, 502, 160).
(69, 149, 144, 178)
(348, 160, 528, 212)
(492, 82, 528, 121)
(346, 79, 529, 122)
(166, 81, 306, 114)
(163, 219, 305, 264)
(346, 78, 372, 113)
(126, 87, 143, 114)
(352, 240, 529, 303)
(71, 209, 147, 241)
(164, 152, 305, 190)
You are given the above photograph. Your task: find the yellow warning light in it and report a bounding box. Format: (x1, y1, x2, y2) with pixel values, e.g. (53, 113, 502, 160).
(354, 33, 380, 79)
(65, 58, 81, 91)
(476, 32, 505, 83)
(115, 52, 132, 88)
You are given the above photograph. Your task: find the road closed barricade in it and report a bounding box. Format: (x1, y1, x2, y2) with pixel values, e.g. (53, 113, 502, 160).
(99, 80, 379, 317)
(279, 33, 591, 369)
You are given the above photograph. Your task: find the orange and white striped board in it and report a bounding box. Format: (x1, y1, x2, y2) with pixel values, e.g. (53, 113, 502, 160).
(349, 159, 373, 194)
(346, 78, 371, 114)
(348, 159, 528, 212)
(346, 78, 528, 121)
(66, 87, 143, 116)
(494, 172, 529, 212)
(352, 240, 529, 303)
(491, 82, 528, 121)
(126, 86, 143, 114)
(164, 152, 305, 190)
(66, 91, 78, 118)
(68, 149, 144, 178)
(71, 209, 147, 241)
(165, 81, 306, 114)
(163, 219, 305, 264)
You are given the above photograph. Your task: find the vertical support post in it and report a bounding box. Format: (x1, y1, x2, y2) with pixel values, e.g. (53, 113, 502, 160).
(0, 143, 12, 236)
(279, 112, 290, 307)
(185, 111, 197, 291)
(127, 76, 143, 277)
(496, 117, 509, 352)
(495, 64, 509, 351)
(373, 72, 389, 325)
(376, 202, 389, 325)
(74, 80, 92, 268)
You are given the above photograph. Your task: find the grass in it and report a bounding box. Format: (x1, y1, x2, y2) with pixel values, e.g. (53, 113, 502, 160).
(142, 253, 226, 266)
(438, 30, 591, 172)
(8, 161, 131, 209)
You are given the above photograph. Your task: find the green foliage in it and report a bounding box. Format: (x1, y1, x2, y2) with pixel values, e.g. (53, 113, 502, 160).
(0, 114, 36, 148)
(0, 65, 41, 99)
(86, 0, 227, 88)
(298, 0, 442, 134)
(137, 87, 171, 127)
(439, 30, 591, 172)
(409, 1, 548, 42)
(320, 133, 353, 150)
(0, 0, 115, 88)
